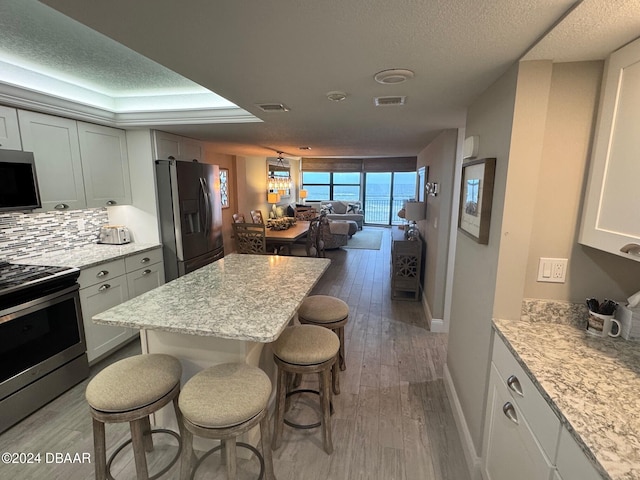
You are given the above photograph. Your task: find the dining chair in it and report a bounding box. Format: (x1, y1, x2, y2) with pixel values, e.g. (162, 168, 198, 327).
(305, 216, 326, 258)
(250, 209, 265, 224)
(232, 222, 267, 254)
(232, 213, 247, 223)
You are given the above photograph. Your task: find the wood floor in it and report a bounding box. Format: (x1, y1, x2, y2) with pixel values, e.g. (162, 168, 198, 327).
(0, 227, 470, 480)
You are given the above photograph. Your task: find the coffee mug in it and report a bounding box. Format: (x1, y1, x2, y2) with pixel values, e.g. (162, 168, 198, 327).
(587, 311, 621, 338)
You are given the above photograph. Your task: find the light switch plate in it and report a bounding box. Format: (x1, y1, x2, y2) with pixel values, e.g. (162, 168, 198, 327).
(537, 257, 568, 283)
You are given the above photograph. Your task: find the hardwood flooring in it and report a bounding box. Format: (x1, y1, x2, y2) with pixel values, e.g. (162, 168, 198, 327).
(0, 227, 470, 480)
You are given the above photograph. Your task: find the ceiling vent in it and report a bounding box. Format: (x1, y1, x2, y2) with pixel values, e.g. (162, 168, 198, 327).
(255, 103, 290, 112)
(374, 96, 406, 107)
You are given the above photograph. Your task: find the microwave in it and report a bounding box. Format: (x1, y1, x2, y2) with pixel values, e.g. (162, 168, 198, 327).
(0, 150, 41, 212)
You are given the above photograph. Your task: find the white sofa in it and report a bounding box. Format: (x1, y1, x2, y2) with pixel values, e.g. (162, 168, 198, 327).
(314, 201, 364, 229)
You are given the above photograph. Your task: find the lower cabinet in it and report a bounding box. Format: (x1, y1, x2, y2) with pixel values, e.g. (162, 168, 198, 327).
(483, 333, 605, 480)
(79, 248, 164, 363)
(482, 364, 554, 480)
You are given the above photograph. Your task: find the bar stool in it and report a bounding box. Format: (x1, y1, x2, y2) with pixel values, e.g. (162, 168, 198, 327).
(298, 295, 349, 372)
(178, 363, 275, 480)
(271, 325, 340, 454)
(85, 353, 184, 480)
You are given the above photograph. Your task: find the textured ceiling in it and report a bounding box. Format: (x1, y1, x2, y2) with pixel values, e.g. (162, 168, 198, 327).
(3, 0, 639, 157)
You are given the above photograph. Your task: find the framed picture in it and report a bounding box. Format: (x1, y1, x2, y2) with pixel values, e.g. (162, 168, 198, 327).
(417, 166, 427, 202)
(219, 168, 230, 209)
(458, 158, 496, 244)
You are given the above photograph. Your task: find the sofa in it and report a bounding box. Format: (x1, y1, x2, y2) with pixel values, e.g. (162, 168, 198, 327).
(318, 201, 364, 229)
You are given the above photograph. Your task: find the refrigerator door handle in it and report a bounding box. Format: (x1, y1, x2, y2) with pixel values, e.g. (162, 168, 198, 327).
(199, 177, 211, 235)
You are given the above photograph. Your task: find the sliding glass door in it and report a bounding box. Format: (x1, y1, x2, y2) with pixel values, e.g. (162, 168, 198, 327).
(364, 171, 417, 225)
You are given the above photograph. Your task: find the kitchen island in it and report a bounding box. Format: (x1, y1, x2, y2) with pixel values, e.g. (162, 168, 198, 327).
(93, 253, 331, 436)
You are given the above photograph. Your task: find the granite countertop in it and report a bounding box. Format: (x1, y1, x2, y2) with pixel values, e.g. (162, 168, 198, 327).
(14, 243, 162, 269)
(93, 253, 331, 343)
(494, 318, 640, 480)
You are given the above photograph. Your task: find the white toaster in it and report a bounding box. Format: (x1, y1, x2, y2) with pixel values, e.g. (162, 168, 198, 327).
(98, 225, 131, 245)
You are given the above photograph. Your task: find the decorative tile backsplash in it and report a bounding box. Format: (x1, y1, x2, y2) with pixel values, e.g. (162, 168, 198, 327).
(0, 208, 108, 261)
(521, 298, 588, 327)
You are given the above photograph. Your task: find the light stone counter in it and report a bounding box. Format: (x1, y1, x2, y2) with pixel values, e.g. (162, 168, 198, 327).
(494, 317, 640, 480)
(93, 253, 331, 342)
(16, 243, 161, 269)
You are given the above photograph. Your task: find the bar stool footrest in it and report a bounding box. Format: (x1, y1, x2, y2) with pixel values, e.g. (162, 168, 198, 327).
(191, 442, 265, 480)
(106, 429, 181, 480)
(283, 389, 334, 430)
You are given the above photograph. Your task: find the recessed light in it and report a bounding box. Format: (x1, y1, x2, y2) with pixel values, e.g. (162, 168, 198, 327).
(326, 91, 347, 102)
(374, 69, 415, 84)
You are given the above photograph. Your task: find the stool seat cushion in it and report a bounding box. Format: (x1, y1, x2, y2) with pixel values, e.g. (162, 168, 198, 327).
(179, 363, 271, 428)
(86, 354, 181, 413)
(298, 295, 349, 324)
(273, 325, 339, 365)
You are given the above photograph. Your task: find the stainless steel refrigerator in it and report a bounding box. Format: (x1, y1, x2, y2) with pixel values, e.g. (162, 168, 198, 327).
(155, 160, 224, 282)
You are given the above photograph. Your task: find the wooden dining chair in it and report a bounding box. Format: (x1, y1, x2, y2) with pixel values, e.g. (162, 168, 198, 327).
(232, 222, 267, 254)
(232, 213, 247, 223)
(251, 209, 265, 224)
(305, 216, 326, 258)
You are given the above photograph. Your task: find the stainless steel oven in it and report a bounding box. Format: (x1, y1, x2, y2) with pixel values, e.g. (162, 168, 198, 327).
(0, 262, 89, 433)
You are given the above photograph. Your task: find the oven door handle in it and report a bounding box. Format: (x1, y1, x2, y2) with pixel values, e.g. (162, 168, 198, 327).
(0, 284, 80, 325)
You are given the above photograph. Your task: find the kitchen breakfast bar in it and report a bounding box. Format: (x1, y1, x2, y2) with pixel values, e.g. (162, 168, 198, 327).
(92, 253, 331, 437)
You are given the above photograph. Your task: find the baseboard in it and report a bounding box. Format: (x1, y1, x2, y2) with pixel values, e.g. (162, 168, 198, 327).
(444, 364, 484, 480)
(422, 292, 447, 332)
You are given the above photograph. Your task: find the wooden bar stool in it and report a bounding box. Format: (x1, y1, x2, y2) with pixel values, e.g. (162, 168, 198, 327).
(178, 363, 275, 480)
(271, 325, 340, 454)
(85, 353, 184, 480)
(298, 295, 349, 372)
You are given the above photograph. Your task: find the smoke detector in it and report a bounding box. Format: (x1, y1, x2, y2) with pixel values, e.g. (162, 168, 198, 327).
(374, 69, 415, 84)
(374, 96, 406, 106)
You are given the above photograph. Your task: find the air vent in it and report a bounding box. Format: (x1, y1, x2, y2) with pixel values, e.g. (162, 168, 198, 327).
(374, 96, 406, 106)
(255, 103, 290, 112)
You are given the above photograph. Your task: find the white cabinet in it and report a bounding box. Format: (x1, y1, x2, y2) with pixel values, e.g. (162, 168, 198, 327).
(555, 427, 602, 480)
(153, 130, 203, 161)
(79, 248, 164, 363)
(77, 121, 132, 208)
(79, 263, 132, 364)
(0, 105, 21, 150)
(483, 364, 555, 480)
(579, 37, 640, 261)
(18, 110, 86, 211)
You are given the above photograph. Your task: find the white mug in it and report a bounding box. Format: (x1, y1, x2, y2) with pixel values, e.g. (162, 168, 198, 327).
(587, 311, 621, 338)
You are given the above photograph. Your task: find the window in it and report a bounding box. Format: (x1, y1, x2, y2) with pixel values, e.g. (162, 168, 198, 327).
(302, 172, 361, 201)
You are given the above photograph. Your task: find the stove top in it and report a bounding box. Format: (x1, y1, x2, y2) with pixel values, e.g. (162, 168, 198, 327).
(0, 262, 80, 297)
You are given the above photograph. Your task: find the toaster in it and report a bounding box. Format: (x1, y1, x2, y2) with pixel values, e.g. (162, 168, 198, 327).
(98, 225, 131, 245)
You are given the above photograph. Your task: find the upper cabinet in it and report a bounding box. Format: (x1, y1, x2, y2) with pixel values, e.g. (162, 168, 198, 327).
(579, 37, 640, 261)
(77, 121, 132, 207)
(17, 109, 132, 212)
(0, 105, 22, 150)
(18, 110, 87, 211)
(153, 130, 203, 162)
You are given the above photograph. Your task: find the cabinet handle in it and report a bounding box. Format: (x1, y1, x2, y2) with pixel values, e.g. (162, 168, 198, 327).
(54, 203, 69, 210)
(96, 270, 109, 277)
(620, 243, 640, 256)
(140, 257, 150, 264)
(502, 402, 519, 424)
(141, 269, 152, 275)
(106, 200, 116, 206)
(507, 375, 524, 397)
(98, 284, 111, 292)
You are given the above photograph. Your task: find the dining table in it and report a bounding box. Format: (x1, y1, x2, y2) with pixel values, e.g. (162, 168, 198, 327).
(265, 220, 310, 254)
(92, 253, 330, 448)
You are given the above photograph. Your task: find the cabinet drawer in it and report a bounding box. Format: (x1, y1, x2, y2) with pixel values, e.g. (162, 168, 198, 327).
(78, 259, 126, 288)
(492, 334, 561, 461)
(127, 263, 164, 299)
(125, 249, 163, 272)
